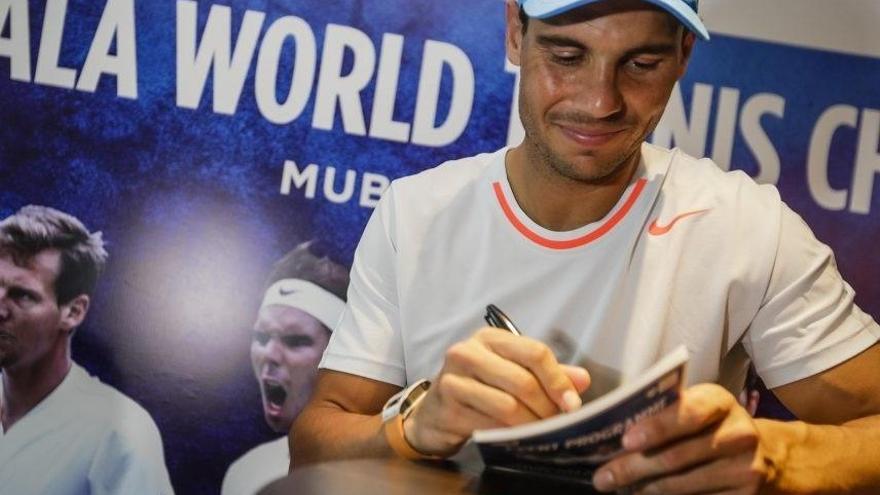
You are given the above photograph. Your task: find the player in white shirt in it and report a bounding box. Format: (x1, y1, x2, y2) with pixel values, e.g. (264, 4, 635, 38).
(321, 142, 877, 402)
(0, 206, 174, 495)
(222, 243, 348, 495)
(0, 362, 173, 495)
(296, 1, 880, 493)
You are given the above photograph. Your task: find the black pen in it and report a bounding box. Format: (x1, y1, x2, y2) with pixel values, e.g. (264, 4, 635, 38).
(484, 304, 521, 336)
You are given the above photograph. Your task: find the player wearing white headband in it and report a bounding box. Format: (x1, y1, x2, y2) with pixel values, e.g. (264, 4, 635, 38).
(222, 242, 348, 495)
(296, 1, 880, 494)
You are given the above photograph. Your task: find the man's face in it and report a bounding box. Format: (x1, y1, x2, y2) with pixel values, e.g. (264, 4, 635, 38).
(0, 250, 67, 372)
(250, 305, 331, 433)
(507, 0, 694, 183)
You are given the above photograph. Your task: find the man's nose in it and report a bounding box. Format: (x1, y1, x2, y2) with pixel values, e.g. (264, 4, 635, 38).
(263, 336, 284, 362)
(0, 291, 9, 321)
(575, 63, 624, 120)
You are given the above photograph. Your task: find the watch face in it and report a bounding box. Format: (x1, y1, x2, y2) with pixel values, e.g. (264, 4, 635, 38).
(382, 379, 431, 422)
(399, 380, 431, 415)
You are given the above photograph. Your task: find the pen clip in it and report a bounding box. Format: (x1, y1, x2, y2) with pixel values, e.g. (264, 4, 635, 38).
(484, 304, 521, 336)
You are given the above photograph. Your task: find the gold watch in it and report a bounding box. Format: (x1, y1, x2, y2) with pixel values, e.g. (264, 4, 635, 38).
(381, 379, 438, 460)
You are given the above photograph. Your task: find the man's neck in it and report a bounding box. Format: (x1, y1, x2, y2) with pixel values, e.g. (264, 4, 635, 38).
(505, 145, 640, 231)
(1, 351, 71, 432)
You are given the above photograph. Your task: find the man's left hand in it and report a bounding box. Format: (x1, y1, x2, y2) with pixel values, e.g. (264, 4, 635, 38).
(592, 383, 775, 494)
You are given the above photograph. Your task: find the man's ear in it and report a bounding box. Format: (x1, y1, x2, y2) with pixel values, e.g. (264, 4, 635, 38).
(59, 294, 90, 334)
(677, 31, 696, 79)
(505, 0, 524, 67)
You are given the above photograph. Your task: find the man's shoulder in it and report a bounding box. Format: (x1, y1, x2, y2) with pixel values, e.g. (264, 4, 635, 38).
(223, 437, 288, 495)
(643, 143, 782, 212)
(391, 148, 504, 199)
(372, 148, 505, 233)
(68, 364, 162, 439)
(227, 437, 288, 473)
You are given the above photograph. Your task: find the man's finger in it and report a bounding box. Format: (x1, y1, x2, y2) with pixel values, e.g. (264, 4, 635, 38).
(456, 343, 561, 419)
(406, 389, 502, 455)
(622, 383, 737, 452)
(436, 372, 540, 426)
(594, 414, 758, 489)
(427, 399, 504, 438)
(561, 364, 591, 394)
(478, 329, 584, 412)
(629, 452, 763, 495)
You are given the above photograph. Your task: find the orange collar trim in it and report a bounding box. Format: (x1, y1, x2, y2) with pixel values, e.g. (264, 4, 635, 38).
(492, 178, 648, 250)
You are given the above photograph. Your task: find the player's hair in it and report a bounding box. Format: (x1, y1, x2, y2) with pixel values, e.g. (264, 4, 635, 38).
(264, 241, 349, 302)
(0, 205, 108, 304)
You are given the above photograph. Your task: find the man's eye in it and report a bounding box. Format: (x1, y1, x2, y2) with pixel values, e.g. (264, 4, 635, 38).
(253, 332, 270, 345)
(551, 52, 581, 66)
(627, 59, 661, 72)
(281, 335, 314, 348)
(8, 288, 36, 303)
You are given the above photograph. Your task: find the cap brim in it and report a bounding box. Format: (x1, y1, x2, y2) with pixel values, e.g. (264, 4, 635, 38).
(521, 0, 710, 40)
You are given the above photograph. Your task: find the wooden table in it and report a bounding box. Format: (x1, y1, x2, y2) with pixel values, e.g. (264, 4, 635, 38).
(259, 445, 601, 495)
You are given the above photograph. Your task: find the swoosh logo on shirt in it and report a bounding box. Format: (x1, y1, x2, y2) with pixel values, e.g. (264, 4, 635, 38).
(648, 209, 710, 236)
(279, 287, 298, 296)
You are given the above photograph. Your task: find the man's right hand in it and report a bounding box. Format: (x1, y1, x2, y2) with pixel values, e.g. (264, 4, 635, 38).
(402, 327, 591, 457)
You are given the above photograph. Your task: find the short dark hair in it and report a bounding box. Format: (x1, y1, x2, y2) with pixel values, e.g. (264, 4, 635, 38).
(0, 205, 108, 304)
(264, 241, 349, 301)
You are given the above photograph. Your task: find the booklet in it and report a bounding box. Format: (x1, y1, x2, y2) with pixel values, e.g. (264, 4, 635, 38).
(472, 345, 689, 483)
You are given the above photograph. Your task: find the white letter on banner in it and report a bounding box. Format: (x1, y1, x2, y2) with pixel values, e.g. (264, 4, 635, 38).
(176, 1, 264, 114)
(255, 16, 317, 124)
(323, 166, 357, 204)
(850, 109, 880, 214)
(505, 58, 524, 147)
(411, 40, 474, 147)
(312, 24, 375, 135)
(280, 160, 318, 198)
(740, 93, 784, 185)
(710, 87, 740, 171)
(34, 0, 76, 89)
(369, 33, 410, 143)
(807, 105, 855, 211)
(0, 0, 31, 82)
(76, 0, 138, 99)
(359, 172, 390, 208)
(652, 83, 713, 158)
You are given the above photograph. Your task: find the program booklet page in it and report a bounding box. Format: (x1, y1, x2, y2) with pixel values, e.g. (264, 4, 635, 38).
(472, 345, 689, 482)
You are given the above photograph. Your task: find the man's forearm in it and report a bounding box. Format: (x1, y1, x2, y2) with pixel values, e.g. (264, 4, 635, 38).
(291, 402, 391, 467)
(758, 415, 880, 494)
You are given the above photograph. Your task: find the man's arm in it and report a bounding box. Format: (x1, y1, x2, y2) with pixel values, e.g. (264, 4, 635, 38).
(292, 370, 401, 467)
(591, 343, 880, 494)
(760, 342, 880, 493)
(293, 329, 591, 467)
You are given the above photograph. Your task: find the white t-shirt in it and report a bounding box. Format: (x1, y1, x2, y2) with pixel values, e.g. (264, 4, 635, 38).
(0, 363, 174, 495)
(221, 437, 288, 495)
(320, 144, 880, 396)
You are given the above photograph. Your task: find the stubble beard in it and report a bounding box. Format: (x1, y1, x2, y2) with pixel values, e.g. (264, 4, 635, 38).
(527, 128, 638, 186)
(0, 337, 19, 370)
(519, 95, 653, 186)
